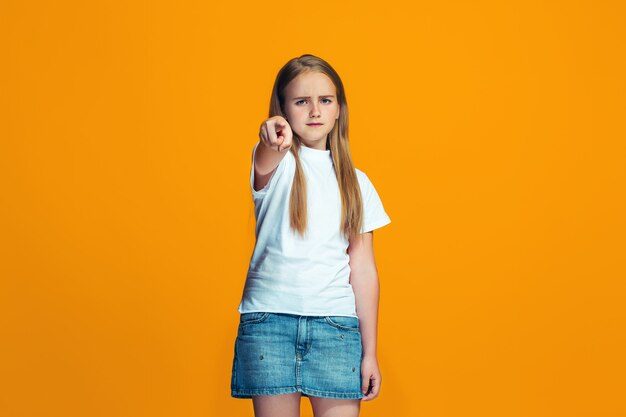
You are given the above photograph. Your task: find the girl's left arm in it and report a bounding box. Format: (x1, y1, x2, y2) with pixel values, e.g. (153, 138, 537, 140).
(348, 231, 382, 401)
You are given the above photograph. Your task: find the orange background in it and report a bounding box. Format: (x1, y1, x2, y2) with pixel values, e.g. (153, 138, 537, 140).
(1, 1, 625, 416)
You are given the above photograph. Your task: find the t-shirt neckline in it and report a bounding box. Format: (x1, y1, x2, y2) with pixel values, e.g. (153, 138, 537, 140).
(299, 144, 331, 159)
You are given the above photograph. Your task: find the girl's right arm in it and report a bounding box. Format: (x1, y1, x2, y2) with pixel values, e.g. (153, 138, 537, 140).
(254, 116, 293, 191)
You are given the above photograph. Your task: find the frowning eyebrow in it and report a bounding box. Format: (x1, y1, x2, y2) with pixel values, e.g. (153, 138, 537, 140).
(292, 95, 335, 100)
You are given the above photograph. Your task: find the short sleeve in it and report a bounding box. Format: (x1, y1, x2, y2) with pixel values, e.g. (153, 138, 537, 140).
(250, 142, 289, 199)
(357, 170, 391, 233)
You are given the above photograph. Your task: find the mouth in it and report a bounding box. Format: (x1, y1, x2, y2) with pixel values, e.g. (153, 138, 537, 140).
(306, 123, 324, 126)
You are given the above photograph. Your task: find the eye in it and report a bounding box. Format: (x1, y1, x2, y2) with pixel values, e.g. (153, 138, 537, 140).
(295, 99, 307, 105)
(321, 98, 333, 104)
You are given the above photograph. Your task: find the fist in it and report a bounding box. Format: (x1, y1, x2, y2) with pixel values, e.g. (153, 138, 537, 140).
(259, 116, 293, 152)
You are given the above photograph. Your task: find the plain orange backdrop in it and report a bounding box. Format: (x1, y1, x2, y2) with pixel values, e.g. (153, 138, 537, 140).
(1, 1, 625, 416)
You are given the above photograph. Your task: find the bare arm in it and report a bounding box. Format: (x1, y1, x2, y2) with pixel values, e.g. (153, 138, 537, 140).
(348, 231, 382, 401)
(254, 116, 293, 191)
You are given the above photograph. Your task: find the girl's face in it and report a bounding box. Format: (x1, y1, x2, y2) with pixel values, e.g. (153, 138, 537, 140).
(283, 71, 340, 150)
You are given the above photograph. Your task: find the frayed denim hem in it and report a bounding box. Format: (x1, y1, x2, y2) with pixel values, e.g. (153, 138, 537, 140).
(231, 386, 364, 400)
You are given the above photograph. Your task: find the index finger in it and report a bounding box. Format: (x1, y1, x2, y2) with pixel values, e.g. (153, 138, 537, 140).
(265, 120, 280, 145)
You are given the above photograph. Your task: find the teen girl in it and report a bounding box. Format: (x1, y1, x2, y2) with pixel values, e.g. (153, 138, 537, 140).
(231, 54, 391, 417)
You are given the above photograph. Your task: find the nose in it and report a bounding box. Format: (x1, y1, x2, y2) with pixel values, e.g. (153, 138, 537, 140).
(309, 102, 321, 118)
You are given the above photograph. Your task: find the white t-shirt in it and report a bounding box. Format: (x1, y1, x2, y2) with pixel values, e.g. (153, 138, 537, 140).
(237, 142, 391, 317)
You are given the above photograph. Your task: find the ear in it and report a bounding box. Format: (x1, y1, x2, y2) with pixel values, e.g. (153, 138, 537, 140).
(336, 106, 340, 120)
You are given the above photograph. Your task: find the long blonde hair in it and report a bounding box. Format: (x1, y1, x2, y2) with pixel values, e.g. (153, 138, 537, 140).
(268, 54, 363, 241)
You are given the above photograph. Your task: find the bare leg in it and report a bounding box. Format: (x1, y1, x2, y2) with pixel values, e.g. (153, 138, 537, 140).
(252, 393, 302, 417)
(309, 397, 361, 417)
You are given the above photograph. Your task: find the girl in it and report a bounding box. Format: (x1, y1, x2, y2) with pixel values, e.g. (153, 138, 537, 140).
(231, 54, 391, 417)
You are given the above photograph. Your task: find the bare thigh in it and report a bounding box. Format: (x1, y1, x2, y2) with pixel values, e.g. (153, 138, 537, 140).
(252, 393, 302, 417)
(309, 396, 361, 417)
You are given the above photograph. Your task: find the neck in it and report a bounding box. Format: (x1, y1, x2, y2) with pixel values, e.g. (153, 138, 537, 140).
(299, 137, 328, 151)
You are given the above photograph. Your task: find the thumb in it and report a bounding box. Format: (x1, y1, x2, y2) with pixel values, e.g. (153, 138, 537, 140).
(361, 375, 371, 395)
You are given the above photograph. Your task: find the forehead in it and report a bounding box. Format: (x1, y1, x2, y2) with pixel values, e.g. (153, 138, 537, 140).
(284, 71, 336, 97)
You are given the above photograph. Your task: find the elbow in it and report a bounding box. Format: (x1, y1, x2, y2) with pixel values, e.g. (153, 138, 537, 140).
(349, 269, 379, 287)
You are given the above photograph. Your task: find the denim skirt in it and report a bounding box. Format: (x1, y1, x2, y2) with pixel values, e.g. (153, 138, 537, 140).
(231, 312, 364, 399)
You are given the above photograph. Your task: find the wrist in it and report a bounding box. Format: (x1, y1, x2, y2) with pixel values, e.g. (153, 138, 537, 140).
(362, 352, 378, 360)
